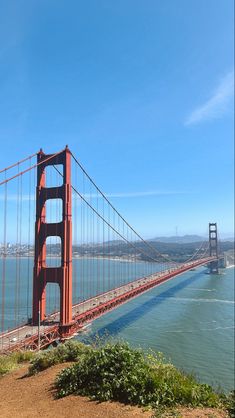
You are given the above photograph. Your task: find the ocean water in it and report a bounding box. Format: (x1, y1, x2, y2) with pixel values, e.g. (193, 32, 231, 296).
(0, 258, 234, 391)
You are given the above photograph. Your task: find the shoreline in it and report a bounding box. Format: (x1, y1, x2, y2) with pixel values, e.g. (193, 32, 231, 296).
(0, 255, 149, 263)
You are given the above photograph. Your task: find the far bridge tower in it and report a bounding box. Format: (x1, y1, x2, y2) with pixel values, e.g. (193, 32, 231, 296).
(209, 222, 219, 274)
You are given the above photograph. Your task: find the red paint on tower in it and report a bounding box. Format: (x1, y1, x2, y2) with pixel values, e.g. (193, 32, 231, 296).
(32, 147, 73, 336)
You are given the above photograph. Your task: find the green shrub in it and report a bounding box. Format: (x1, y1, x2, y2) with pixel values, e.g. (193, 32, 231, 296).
(0, 350, 34, 376)
(12, 351, 35, 364)
(28, 341, 90, 375)
(0, 356, 17, 376)
(55, 341, 221, 409)
(221, 391, 235, 417)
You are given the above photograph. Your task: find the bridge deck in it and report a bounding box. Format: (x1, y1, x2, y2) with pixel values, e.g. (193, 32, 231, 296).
(0, 257, 215, 353)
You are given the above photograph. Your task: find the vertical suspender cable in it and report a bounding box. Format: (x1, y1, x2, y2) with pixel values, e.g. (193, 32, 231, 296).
(96, 188, 100, 297)
(90, 183, 92, 297)
(102, 198, 105, 295)
(73, 158, 77, 305)
(26, 158, 32, 320)
(18, 174, 23, 335)
(113, 209, 115, 291)
(108, 203, 110, 291)
(87, 178, 90, 299)
(81, 170, 84, 310)
(92, 183, 95, 297)
(54, 168, 59, 313)
(1, 180, 7, 335)
(48, 167, 52, 314)
(118, 216, 121, 289)
(123, 219, 125, 286)
(15, 166, 19, 327)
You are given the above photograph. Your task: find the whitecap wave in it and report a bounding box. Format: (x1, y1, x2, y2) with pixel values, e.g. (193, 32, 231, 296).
(166, 297, 234, 304)
(187, 288, 216, 292)
(165, 326, 234, 333)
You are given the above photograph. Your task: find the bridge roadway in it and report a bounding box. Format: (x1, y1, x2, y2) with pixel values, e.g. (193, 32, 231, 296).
(0, 257, 215, 353)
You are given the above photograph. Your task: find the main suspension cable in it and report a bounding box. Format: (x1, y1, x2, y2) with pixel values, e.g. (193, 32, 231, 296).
(0, 152, 38, 174)
(0, 150, 64, 186)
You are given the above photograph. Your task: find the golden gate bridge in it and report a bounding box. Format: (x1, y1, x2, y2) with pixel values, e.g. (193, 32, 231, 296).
(0, 146, 220, 353)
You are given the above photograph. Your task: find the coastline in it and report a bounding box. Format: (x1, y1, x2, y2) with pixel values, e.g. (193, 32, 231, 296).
(0, 255, 145, 263)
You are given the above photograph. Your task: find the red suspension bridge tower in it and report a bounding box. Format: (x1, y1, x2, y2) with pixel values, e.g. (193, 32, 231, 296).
(209, 222, 219, 274)
(32, 146, 73, 336)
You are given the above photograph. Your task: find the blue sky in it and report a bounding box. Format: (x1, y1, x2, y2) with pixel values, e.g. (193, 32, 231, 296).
(0, 0, 234, 238)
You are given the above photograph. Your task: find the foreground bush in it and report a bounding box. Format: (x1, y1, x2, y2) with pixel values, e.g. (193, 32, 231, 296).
(28, 341, 91, 375)
(0, 350, 34, 376)
(221, 390, 235, 418)
(55, 342, 221, 408)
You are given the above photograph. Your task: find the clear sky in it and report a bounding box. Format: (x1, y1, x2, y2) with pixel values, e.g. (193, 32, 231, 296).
(0, 0, 234, 238)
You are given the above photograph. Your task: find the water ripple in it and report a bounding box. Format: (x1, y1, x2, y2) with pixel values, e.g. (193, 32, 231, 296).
(166, 297, 234, 304)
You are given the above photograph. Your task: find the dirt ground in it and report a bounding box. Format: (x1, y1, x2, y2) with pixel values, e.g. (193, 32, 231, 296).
(0, 364, 228, 418)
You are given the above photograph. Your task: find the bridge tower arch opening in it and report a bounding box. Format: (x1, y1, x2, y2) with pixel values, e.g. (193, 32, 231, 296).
(32, 146, 73, 336)
(209, 222, 219, 274)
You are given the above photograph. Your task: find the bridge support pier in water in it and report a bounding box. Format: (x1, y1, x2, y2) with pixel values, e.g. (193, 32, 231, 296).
(32, 146, 73, 337)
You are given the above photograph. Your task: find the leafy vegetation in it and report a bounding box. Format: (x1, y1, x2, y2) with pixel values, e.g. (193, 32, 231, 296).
(28, 340, 91, 375)
(1, 340, 233, 416)
(55, 341, 222, 409)
(0, 350, 34, 376)
(221, 390, 235, 418)
(152, 406, 182, 417)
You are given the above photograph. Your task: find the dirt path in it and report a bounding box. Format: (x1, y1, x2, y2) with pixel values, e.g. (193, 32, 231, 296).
(0, 365, 228, 418)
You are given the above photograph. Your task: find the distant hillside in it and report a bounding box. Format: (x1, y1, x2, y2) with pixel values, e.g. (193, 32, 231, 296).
(149, 235, 205, 244)
(221, 237, 235, 242)
(70, 239, 234, 263)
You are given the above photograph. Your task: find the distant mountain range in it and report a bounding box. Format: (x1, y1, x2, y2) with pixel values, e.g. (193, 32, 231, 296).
(149, 235, 205, 243)
(149, 235, 234, 244)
